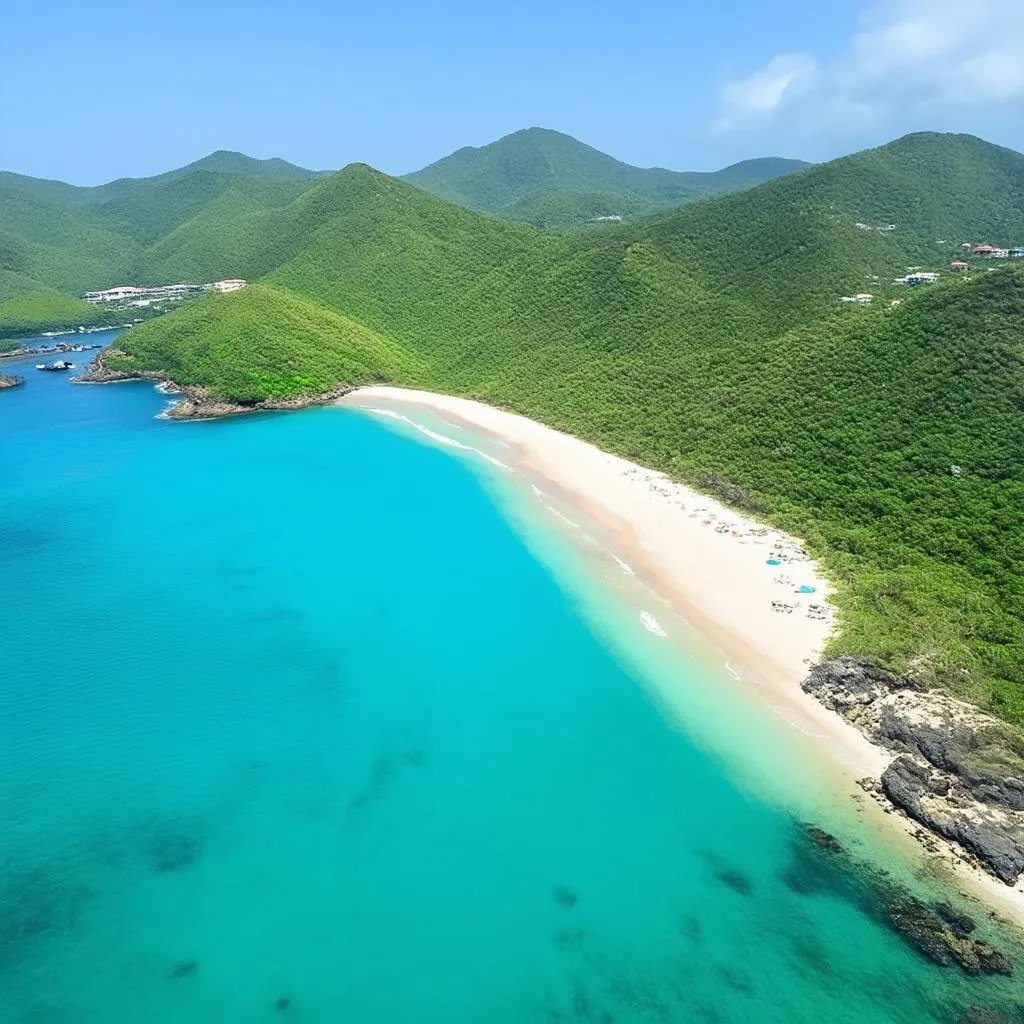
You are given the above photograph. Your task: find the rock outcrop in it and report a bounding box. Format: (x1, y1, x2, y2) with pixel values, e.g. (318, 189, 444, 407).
(0, 373, 25, 389)
(804, 657, 1024, 884)
(78, 354, 352, 419)
(883, 892, 1013, 974)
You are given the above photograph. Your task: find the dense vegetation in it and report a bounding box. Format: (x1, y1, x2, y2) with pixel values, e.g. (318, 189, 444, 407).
(0, 293, 119, 338)
(0, 131, 803, 324)
(0, 150, 327, 333)
(106, 284, 415, 400)
(403, 128, 809, 226)
(105, 131, 1024, 725)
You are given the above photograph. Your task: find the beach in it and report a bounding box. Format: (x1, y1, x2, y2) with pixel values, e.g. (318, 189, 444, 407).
(342, 387, 882, 771)
(342, 385, 1024, 928)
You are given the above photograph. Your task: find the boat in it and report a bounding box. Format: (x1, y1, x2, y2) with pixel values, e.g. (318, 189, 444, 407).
(36, 360, 76, 372)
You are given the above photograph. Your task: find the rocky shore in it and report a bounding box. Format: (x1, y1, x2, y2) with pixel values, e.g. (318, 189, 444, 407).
(794, 822, 1016, 983)
(0, 373, 25, 389)
(78, 355, 352, 419)
(803, 658, 1024, 887)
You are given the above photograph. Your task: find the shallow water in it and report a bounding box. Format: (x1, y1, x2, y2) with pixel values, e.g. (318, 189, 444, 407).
(1, 336, 1021, 1022)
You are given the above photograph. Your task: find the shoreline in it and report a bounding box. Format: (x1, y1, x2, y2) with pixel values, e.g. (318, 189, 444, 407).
(76, 353, 353, 419)
(340, 385, 1024, 929)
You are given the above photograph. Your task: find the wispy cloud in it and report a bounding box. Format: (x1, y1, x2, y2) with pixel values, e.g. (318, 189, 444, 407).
(718, 0, 1024, 142)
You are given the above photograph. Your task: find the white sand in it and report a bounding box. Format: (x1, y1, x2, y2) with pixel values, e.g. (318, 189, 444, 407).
(341, 386, 1024, 925)
(343, 386, 883, 772)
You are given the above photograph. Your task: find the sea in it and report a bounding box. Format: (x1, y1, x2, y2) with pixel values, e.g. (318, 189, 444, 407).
(1, 332, 1021, 1023)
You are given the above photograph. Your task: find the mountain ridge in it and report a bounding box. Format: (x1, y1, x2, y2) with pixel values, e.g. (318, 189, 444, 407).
(401, 126, 811, 225)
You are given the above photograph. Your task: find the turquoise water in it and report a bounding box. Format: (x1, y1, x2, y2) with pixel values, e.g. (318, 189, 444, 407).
(1, 335, 1021, 1022)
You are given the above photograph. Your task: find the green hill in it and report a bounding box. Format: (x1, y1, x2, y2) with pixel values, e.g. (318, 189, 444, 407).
(107, 131, 1024, 723)
(0, 292, 122, 337)
(105, 283, 415, 400)
(402, 127, 810, 226)
(0, 151, 328, 335)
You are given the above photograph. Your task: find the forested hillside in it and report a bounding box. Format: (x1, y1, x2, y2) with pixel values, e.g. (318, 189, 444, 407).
(103, 131, 1024, 721)
(0, 132, 804, 335)
(402, 127, 809, 226)
(0, 152, 326, 336)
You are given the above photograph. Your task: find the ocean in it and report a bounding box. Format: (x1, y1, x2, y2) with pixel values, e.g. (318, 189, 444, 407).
(1, 333, 1020, 1023)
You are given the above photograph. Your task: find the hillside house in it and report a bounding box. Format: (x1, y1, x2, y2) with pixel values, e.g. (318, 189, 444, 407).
(212, 279, 247, 292)
(972, 245, 996, 257)
(900, 272, 939, 286)
(950, 260, 969, 271)
(1011, 248, 1024, 259)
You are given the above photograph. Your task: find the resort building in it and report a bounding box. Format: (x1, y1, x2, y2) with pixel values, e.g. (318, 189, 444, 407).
(950, 261, 969, 271)
(84, 286, 149, 302)
(83, 279, 246, 303)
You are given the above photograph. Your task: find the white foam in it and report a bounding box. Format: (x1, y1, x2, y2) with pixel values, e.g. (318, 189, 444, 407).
(640, 611, 668, 638)
(364, 408, 511, 470)
(613, 555, 636, 576)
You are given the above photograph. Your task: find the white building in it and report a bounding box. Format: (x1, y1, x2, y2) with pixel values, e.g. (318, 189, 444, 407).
(84, 286, 148, 303)
(212, 279, 246, 293)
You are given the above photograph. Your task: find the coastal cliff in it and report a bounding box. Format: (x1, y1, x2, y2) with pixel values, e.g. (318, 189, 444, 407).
(804, 658, 1024, 885)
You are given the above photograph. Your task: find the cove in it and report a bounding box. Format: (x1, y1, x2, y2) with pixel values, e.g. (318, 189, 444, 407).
(0, 334, 1021, 1023)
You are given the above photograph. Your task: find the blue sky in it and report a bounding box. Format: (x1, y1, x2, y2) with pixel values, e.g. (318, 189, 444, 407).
(1, 0, 1022, 184)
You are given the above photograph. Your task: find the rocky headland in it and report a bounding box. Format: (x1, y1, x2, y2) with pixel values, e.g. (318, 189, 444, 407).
(0, 373, 25, 389)
(78, 354, 352, 419)
(804, 658, 1024, 886)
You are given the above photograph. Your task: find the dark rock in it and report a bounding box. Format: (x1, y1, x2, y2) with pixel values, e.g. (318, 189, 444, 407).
(959, 1006, 1020, 1024)
(715, 869, 753, 895)
(882, 757, 1024, 884)
(803, 825, 844, 853)
(275, 996, 291, 1012)
(552, 885, 578, 909)
(933, 902, 976, 938)
(883, 893, 1012, 975)
(802, 657, 915, 709)
(167, 960, 198, 980)
(877, 712, 1024, 812)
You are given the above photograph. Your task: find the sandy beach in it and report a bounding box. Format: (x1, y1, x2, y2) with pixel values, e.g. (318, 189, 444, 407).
(342, 386, 1024, 929)
(343, 386, 884, 772)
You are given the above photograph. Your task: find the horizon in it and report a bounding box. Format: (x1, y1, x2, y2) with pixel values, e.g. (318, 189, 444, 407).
(2, 0, 1022, 186)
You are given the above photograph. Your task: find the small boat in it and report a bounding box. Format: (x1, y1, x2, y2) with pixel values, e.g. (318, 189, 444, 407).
(36, 360, 76, 372)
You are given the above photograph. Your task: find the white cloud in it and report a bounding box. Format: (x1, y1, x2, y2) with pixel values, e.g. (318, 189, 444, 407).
(719, 0, 1024, 140)
(721, 54, 818, 120)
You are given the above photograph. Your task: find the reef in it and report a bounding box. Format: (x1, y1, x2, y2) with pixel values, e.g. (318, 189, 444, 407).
(784, 821, 1016, 978)
(715, 868, 753, 895)
(147, 831, 199, 874)
(552, 885, 579, 909)
(0, 863, 92, 972)
(803, 657, 1024, 884)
